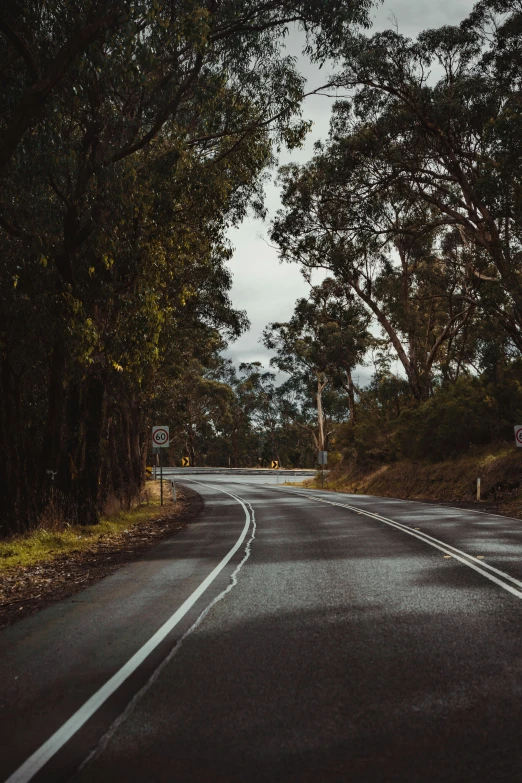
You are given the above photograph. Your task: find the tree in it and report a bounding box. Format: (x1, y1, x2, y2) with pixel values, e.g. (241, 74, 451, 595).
(324, 11, 522, 347)
(273, 154, 479, 401)
(2, 0, 377, 530)
(263, 281, 369, 452)
(294, 279, 371, 424)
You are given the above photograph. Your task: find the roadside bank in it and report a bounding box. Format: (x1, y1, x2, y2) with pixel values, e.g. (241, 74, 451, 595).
(0, 482, 202, 628)
(305, 444, 522, 520)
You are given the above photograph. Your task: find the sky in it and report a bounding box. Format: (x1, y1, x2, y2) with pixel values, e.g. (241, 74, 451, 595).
(223, 0, 477, 382)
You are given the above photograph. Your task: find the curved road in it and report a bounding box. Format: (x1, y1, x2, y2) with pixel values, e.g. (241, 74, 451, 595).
(2, 478, 522, 782)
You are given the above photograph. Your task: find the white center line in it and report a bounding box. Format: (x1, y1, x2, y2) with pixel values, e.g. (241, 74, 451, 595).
(276, 488, 522, 601)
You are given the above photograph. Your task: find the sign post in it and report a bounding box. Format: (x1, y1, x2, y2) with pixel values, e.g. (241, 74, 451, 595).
(152, 426, 170, 505)
(318, 451, 328, 488)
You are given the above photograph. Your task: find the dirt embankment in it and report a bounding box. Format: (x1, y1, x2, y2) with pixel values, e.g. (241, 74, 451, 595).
(318, 444, 522, 519)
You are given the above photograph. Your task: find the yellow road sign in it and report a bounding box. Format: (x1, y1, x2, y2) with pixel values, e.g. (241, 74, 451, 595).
(271, 460, 279, 469)
(145, 466, 152, 476)
(181, 456, 190, 467)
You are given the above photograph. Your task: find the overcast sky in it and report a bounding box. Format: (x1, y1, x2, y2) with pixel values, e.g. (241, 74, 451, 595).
(223, 0, 477, 382)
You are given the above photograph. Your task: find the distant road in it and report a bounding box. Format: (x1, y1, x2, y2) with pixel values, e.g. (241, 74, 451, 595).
(161, 467, 318, 484)
(3, 478, 522, 781)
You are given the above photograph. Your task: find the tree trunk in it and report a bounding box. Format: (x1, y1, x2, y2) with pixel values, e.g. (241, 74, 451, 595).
(343, 369, 356, 426)
(120, 400, 134, 509)
(58, 380, 82, 496)
(0, 356, 19, 532)
(187, 427, 196, 467)
(40, 337, 66, 479)
(316, 374, 327, 452)
(77, 374, 106, 525)
(130, 399, 143, 490)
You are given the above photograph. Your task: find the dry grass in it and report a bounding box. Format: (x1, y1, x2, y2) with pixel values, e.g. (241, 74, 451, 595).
(0, 480, 174, 572)
(0, 484, 202, 628)
(306, 443, 522, 519)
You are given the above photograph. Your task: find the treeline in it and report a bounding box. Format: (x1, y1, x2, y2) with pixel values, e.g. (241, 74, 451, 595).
(268, 0, 522, 466)
(161, 359, 318, 468)
(178, 0, 522, 472)
(3, 0, 522, 535)
(0, 0, 372, 534)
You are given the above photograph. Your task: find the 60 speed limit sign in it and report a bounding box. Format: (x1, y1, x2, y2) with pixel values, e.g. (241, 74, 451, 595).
(152, 425, 170, 448)
(515, 426, 522, 448)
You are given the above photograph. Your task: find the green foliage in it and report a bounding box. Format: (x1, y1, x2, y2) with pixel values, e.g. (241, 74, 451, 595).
(0, 0, 374, 533)
(263, 280, 370, 450)
(338, 367, 522, 464)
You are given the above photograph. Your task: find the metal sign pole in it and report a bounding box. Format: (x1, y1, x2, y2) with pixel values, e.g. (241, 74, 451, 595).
(152, 427, 170, 506)
(318, 451, 327, 488)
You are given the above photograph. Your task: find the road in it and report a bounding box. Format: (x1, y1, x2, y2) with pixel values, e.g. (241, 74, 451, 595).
(2, 476, 522, 782)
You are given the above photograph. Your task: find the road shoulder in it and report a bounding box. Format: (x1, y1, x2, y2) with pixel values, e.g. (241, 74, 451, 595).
(0, 485, 203, 629)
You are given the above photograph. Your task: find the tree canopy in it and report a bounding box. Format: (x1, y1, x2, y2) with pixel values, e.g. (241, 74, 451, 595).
(3, 0, 522, 534)
(0, 0, 374, 532)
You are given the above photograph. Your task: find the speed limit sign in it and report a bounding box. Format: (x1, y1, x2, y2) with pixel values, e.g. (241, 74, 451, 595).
(515, 426, 522, 448)
(152, 426, 170, 448)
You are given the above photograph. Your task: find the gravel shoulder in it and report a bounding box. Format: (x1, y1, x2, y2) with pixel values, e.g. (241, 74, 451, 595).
(0, 485, 203, 629)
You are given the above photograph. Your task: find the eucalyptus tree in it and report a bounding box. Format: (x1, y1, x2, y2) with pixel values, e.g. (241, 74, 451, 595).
(263, 281, 369, 451)
(1, 0, 378, 530)
(291, 279, 371, 423)
(323, 5, 522, 347)
(235, 362, 282, 465)
(163, 358, 235, 468)
(273, 153, 480, 401)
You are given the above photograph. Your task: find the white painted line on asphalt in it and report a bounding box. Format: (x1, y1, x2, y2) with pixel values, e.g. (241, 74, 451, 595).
(277, 488, 522, 601)
(5, 487, 253, 783)
(77, 485, 257, 775)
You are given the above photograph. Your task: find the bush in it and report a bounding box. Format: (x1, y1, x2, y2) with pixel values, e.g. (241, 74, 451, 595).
(340, 370, 522, 464)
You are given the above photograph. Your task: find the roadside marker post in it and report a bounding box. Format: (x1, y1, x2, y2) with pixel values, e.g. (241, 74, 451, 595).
(45, 469, 57, 504)
(477, 477, 481, 502)
(318, 451, 328, 488)
(152, 426, 170, 505)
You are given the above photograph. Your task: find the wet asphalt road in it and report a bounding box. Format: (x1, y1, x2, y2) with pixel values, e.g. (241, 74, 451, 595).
(3, 480, 522, 782)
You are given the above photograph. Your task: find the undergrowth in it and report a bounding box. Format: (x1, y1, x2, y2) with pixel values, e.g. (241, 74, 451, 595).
(0, 480, 173, 571)
(303, 442, 522, 517)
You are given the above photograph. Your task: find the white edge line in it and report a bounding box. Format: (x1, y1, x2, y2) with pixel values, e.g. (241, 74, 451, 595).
(286, 484, 522, 524)
(76, 488, 256, 775)
(271, 486, 522, 601)
(5, 485, 252, 783)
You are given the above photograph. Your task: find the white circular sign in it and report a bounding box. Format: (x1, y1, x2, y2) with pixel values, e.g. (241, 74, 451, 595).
(152, 427, 169, 446)
(516, 427, 522, 446)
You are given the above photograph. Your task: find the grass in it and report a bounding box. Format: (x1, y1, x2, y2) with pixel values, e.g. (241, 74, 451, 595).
(0, 480, 173, 572)
(303, 442, 522, 517)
